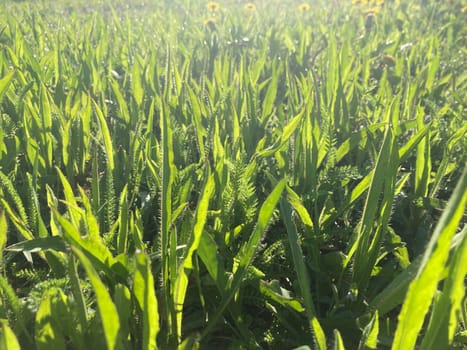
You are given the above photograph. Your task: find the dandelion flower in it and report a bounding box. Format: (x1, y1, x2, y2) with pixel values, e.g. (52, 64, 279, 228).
(206, 1, 220, 12)
(244, 2, 256, 11)
(298, 3, 310, 12)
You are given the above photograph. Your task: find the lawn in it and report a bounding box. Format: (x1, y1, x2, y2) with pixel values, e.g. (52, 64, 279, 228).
(0, 0, 466, 348)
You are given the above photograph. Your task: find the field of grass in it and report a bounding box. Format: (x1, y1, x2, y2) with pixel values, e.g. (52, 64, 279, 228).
(0, 0, 466, 348)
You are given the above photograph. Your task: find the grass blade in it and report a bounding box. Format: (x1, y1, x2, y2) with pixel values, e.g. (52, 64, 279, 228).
(173, 172, 215, 341)
(0, 321, 20, 350)
(133, 253, 160, 350)
(280, 195, 327, 350)
(72, 247, 122, 350)
(392, 166, 467, 350)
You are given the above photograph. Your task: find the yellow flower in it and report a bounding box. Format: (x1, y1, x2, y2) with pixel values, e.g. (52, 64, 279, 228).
(461, 5, 467, 13)
(206, 1, 220, 12)
(376, 0, 384, 5)
(298, 3, 310, 12)
(364, 7, 380, 15)
(244, 2, 256, 11)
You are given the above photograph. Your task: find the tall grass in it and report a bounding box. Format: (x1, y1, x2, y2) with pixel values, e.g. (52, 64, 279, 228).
(0, 0, 466, 348)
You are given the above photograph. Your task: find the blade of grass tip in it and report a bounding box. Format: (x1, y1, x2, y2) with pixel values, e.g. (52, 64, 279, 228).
(174, 172, 215, 342)
(280, 195, 327, 350)
(358, 310, 379, 350)
(72, 247, 122, 350)
(419, 225, 467, 349)
(92, 99, 115, 172)
(117, 186, 129, 254)
(414, 105, 431, 198)
(0, 210, 7, 263)
(333, 329, 346, 350)
(201, 179, 286, 339)
(392, 166, 467, 350)
(0, 70, 15, 102)
(133, 253, 160, 350)
(0, 321, 21, 350)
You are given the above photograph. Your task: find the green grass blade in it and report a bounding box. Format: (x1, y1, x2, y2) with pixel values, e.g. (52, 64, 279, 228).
(0, 70, 15, 102)
(280, 195, 327, 350)
(174, 172, 215, 341)
(159, 96, 176, 340)
(0, 321, 21, 350)
(333, 329, 346, 350)
(35, 288, 67, 350)
(419, 225, 467, 349)
(93, 100, 115, 172)
(351, 124, 398, 290)
(358, 311, 379, 350)
(392, 166, 467, 350)
(133, 253, 160, 350)
(0, 210, 7, 263)
(72, 247, 122, 350)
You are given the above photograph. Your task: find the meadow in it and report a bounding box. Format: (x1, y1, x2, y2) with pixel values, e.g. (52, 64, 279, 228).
(0, 0, 466, 348)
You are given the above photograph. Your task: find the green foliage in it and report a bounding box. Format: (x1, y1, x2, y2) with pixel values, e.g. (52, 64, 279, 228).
(0, 0, 465, 349)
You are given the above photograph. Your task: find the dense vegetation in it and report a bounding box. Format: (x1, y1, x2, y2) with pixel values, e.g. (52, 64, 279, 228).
(0, 0, 466, 348)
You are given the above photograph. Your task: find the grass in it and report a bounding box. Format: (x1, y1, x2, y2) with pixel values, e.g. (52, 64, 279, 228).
(0, 0, 466, 348)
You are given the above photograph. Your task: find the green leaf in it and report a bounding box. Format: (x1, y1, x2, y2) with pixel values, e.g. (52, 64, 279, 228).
(5, 236, 67, 253)
(358, 311, 379, 350)
(420, 226, 467, 348)
(174, 173, 215, 340)
(35, 288, 68, 350)
(333, 329, 346, 350)
(0, 210, 7, 263)
(0, 70, 15, 102)
(133, 253, 159, 350)
(72, 247, 122, 350)
(0, 321, 20, 350)
(93, 100, 115, 171)
(392, 166, 467, 350)
(281, 196, 327, 350)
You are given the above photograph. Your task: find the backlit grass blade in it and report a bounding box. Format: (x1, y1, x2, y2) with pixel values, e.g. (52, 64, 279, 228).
(280, 196, 327, 350)
(0, 321, 20, 350)
(0, 70, 15, 102)
(174, 172, 215, 341)
(419, 225, 467, 349)
(392, 166, 467, 350)
(133, 253, 160, 350)
(159, 95, 176, 340)
(333, 329, 345, 350)
(414, 105, 431, 198)
(0, 210, 7, 263)
(351, 123, 398, 290)
(358, 311, 378, 350)
(72, 247, 122, 350)
(93, 100, 115, 172)
(35, 288, 67, 350)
